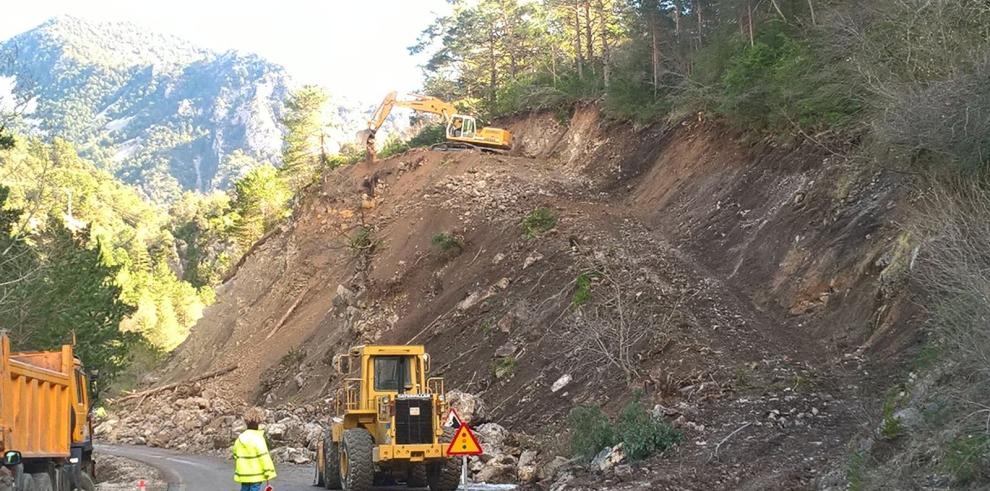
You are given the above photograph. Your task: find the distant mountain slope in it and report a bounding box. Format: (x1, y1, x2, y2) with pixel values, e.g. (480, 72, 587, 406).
(0, 16, 291, 201)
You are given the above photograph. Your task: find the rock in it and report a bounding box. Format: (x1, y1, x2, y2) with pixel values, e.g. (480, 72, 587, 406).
(495, 277, 511, 289)
(495, 342, 517, 358)
(446, 391, 486, 424)
(517, 450, 539, 482)
(474, 423, 509, 457)
(303, 423, 324, 449)
(493, 253, 505, 264)
(539, 456, 571, 481)
(591, 443, 626, 472)
(523, 253, 543, 269)
(892, 407, 922, 430)
(473, 454, 516, 483)
(266, 422, 288, 441)
(551, 374, 572, 393)
(294, 373, 306, 389)
(271, 446, 311, 464)
(333, 284, 356, 308)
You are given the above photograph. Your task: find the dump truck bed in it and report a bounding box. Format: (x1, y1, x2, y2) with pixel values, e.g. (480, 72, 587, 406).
(0, 336, 74, 458)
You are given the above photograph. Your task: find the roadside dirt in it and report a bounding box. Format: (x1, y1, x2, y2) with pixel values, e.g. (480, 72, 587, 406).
(132, 104, 918, 489)
(95, 455, 166, 491)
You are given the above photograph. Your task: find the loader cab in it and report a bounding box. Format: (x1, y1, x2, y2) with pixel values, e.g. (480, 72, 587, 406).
(447, 115, 476, 139)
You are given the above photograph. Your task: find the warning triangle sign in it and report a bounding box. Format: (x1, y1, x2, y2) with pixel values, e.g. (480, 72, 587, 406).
(443, 408, 462, 428)
(446, 423, 483, 456)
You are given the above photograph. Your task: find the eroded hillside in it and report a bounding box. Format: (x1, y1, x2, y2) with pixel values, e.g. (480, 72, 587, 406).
(109, 106, 919, 488)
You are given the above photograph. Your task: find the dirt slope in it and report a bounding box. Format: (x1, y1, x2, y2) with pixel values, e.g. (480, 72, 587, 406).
(159, 105, 918, 488)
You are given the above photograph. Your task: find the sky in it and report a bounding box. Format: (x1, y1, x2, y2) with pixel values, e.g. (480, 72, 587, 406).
(0, 0, 452, 104)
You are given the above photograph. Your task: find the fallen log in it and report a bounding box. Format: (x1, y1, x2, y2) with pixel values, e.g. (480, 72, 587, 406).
(111, 365, 238, 403)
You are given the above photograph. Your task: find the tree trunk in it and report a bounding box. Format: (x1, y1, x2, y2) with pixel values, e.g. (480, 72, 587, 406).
(673, 0, 682, 38)
(649, 2, 660, 96)
(584, 1, 595, 74)
(489, 29, 498, 102)
(694, 0, 704, 47)
(598, 0, 610, 87)
(807, 0, 817, 26)
(747, 0, 755, 46)
(574, 5, 584, 79)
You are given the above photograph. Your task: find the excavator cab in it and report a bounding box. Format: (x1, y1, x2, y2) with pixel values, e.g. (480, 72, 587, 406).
(448, 115, 475, 139)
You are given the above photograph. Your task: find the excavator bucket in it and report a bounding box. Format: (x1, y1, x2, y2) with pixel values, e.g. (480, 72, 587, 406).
(356, 129, 376, 162)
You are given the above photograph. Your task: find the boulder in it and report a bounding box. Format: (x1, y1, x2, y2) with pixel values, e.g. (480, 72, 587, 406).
(551, 374, 572, 393)
(517, 450, 539, 482)
(446, 391, 486, 424)
(271, 446, 312, 464)
(591, 443, 626, 472)
(474, 423, 509, 458)
(473, 453, 517, 483)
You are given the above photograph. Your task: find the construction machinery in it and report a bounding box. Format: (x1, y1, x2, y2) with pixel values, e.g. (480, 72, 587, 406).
(358, 91, 513, 161)
(0, 334, 96, 491)
(314, 345, 460, 491)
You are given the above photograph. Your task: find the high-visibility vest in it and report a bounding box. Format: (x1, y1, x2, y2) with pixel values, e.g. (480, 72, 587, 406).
(233, 429, 277, 483)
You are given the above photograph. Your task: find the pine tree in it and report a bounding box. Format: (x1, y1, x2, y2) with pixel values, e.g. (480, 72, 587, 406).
(281, 86, 329, 190)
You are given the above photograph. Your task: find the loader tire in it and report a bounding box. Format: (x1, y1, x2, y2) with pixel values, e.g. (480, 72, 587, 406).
(30, 474, 52, 491)
(324, 433, 342, 489)
(406, 463, 427, 487)
(75, 472, 95, 491)
(427, 427, 460, 491)
(340, 428, 373, 491)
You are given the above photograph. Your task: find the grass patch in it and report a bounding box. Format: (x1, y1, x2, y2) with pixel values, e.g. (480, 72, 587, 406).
(880, 388, 904, 440)
(492, 356, 517, 379)
(944, 433, 990, 484)
(348, 227, 375, 251)
(846, 450, 867, 491)
(431, 232, 463, 252)
(571, 271, 600, 306)
(522, 207, 558, 238)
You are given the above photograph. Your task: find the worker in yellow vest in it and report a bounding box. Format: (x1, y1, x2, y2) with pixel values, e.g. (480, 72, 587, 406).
(233, 407, 277, 490)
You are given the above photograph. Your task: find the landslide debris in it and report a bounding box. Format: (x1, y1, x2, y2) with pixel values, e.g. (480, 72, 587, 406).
(108, 105, 916, 488)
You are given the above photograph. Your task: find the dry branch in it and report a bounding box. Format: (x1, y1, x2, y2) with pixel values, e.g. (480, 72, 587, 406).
(112, 365, 238, 403)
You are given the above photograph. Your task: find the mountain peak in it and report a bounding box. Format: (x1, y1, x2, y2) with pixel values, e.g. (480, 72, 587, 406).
(8, 15, 208, 70)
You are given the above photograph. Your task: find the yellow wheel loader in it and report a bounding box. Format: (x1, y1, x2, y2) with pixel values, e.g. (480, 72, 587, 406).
(358, 91, 513, 161)
(314, 345, 460, 491)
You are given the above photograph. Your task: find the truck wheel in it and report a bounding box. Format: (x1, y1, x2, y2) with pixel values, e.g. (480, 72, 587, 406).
(30, 474, 52, 491)
(406, 463, 427, 487)
(324, 433, 342, 490)
(17, 474, 35, 491)
(74, 472, 95, 491)
(340, 428, 373, 491)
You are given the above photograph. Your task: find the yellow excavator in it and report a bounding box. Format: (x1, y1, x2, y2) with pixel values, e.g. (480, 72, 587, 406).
(358, 91, 512, 161)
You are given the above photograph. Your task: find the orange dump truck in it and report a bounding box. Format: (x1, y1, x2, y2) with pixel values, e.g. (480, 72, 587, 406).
(0, 335, 95, 491)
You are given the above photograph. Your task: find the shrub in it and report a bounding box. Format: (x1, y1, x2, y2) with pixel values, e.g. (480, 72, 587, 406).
(615, 395, 682, 460)
(407, 124, 447, 149)
(431, 232, 463, 252)
(568, 405, 615, 459)
(879, 389, 903, 440)
(522, 207, 557, 238)
(492, 356, 517, 379)
(348, 227, 374, 251)
(572, 271, 598, 306)
(944, 433, 990, 484)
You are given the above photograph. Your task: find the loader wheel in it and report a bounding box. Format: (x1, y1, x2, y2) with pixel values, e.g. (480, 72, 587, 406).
(427, 427, 461, 491)
(406, 463, 427, 487)
(426, 459, 460, 491)
(324, 433, 342, 489)
(340, 428, 374, 491)
(30, 474, 52, 491)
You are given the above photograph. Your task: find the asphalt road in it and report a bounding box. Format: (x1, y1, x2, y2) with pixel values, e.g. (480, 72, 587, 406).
(95, 445, 516, 491)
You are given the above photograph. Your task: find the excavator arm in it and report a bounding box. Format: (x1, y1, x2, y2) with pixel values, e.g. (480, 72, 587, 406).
(359, 91, 459, 160)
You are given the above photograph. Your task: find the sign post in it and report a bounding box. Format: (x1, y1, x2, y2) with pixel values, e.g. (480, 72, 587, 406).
(445, 416, 484, 487)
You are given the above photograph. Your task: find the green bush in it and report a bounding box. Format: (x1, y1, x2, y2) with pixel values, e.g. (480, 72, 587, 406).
(615, 395, 682, 460)
(572, 271, 599, 306)
(348, 227, 374, 251)
(431, 232, 463, 252)
(944, 433, 990, 484)
(492, 356, 517, 379)
(568, 396, 681, 461)
(522, 207, 557, 238)
(408, 124, 447, 149)
(568, 405, 615, 459)
(879, 389, 904, 440)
